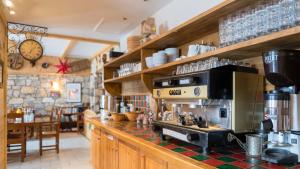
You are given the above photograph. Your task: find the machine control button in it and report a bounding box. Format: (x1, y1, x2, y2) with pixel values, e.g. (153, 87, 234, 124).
(220, 108, 227, 118)
(194, 87, 201, 96)
(187, 134, 199, 141)
(291, 138, 297, 144)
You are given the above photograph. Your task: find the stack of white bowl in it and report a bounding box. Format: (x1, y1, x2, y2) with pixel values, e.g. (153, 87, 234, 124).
(145, 48, 179, 68)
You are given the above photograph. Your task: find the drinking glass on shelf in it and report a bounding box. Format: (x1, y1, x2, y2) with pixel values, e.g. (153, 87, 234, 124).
(219, 17, 226, 47)
(176, 66, 183, 75)
(255, 1, 269, 36)
(282, 0, 297, 28)
(183, 64, 190, 74)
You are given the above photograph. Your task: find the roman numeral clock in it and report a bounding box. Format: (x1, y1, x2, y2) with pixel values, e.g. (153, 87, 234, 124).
(19, 39, 43, 66)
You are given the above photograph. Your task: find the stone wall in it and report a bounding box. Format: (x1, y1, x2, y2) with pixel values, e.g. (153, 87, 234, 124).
(7, 74, 90, 114)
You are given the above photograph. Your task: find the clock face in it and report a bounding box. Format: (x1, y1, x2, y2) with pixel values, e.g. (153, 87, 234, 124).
(19, 39, 43, 62)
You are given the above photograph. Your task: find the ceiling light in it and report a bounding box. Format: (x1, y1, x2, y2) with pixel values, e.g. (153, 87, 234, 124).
(9, 10, 15, 15)
(5, 0, 13, 7)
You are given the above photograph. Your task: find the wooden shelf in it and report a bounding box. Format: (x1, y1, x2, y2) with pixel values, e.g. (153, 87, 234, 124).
(104, 71, 142, 83)
(103, 0, 300, 95)
(142, 0, 253, 49)
(143, 26, 300, 74)
(104, 46, 142, 68)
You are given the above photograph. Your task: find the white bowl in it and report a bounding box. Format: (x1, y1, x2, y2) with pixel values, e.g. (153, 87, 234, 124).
(153, 52, 167, 66)
(165, 48, 179, 62)
(145, 56, 154, 68)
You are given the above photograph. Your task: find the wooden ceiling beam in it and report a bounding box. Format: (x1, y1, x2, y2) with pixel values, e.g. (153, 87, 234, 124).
(8, 28, 119, 45)
(61, 40, 77, 58)
(47, 33, 119, 45)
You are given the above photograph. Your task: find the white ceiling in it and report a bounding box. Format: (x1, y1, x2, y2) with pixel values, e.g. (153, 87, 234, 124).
(6, 0, 173, 41)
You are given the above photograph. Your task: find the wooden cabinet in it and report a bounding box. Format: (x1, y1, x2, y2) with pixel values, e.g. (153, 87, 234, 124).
(118, 141, 140, 169)
(101, 131, 118, 169)
(90, 124, 209, 169)
(91, 129, 101, 169)
(141, 154, 166, 169)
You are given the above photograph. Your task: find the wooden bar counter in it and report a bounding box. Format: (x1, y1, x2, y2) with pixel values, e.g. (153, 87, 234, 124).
(87, 117, 300, 169)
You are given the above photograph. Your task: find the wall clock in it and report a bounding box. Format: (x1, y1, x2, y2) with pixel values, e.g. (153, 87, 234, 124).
(19, 39, 43, 66)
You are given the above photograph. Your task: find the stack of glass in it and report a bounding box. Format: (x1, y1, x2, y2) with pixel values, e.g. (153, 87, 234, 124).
(117, 62, 142, 77)
(219, 0, 300, 47)
(175, 57, 251, 75)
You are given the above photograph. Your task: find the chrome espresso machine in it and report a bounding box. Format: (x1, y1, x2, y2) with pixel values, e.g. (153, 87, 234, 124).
(152, 65, 264, 153)
(261, 50, 300, 164)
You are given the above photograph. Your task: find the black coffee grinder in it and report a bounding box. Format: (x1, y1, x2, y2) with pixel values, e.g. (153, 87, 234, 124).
(262, 49, 300, 164)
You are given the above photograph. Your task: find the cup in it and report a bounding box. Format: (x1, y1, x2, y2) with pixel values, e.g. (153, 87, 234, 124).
(165, 48, 179, 62)
(145, 56, 154, 68)
(153, 51, 167, 66)
(187, 44, 200, 57)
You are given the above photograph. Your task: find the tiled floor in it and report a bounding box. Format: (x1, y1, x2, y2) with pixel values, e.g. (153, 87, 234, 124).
(7, 133, 92, 169)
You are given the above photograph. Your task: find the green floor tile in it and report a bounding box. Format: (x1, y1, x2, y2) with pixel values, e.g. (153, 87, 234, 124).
(177, 142, 191, 147)
(191, 155, 209, 161)
(217, 164, 241, 169)
(172, 148, 187, 153)
(217, 157, 237, 163)
(159, 142, 169, 146)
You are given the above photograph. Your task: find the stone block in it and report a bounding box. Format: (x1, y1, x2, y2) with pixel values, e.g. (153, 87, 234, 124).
(9, 98, 24, 105)
(13, 90, 20, 97)
(41, 82, 51, 88)
(12, 86, 20, 90)
(21, 86, 35, 94)
(26, 80, 32, 86)
(42, 97, 54, 103)
(82, 95, 89, 103)
(15, 79, 26, 85)
(38, 89, 48, 97)
(7, 80, 15, 86)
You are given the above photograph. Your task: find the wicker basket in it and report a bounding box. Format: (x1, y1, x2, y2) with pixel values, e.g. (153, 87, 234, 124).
(127, 35, 141, 52)
(125, 112, 140, 122)
(111, 113, 125, 122)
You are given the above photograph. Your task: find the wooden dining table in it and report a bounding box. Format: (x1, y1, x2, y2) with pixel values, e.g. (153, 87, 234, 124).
(12, 115, 60, 138)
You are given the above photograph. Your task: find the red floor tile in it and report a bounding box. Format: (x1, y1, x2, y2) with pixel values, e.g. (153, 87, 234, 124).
(185, 145, 200, 150)
(260, 162, 287, 169)
(181, 151, 199, 157)
(230, 153, 246, 160)
(208, 152, 223, 159)
(231, 161, 253, 169)
(202, 159, 225, 167)
(164, 144, 178, 149)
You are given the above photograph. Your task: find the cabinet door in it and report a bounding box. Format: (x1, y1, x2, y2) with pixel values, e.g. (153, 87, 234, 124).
(101, 132, 118, 169)
(119, 141, 139, 169)
(91, 131, 96, 169)
(91, 129, 101, 169)
(141, 154, 167, 169)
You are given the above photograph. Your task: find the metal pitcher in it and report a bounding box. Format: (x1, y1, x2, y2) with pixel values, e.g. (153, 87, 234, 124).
(228, 133, 267, 157)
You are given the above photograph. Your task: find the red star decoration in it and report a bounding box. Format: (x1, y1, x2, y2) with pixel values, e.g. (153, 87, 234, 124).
(55, 58, 72, 74)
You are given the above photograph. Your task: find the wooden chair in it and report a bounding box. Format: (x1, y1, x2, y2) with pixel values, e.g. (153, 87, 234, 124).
(39, 108, 61, 156)
(77, 112, 84, 134)
(7, 113, 26, 162)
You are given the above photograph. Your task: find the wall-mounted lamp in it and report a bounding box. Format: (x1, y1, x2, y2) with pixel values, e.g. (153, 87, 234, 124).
(50, 81, 61, 98)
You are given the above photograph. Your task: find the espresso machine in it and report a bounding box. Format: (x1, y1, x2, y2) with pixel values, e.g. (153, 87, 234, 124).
(262, 49, 300, 164)
(152, 65, 264, 153)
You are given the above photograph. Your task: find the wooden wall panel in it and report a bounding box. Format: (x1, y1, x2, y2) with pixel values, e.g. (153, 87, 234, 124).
(0, 2, 7, 169)
(122, 80, 148, 96)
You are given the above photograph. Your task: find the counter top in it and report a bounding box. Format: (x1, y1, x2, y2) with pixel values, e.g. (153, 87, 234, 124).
(88, 118, 300, 169)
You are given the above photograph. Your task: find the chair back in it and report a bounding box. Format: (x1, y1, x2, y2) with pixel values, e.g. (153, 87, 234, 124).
(7, 112, 24, 123)
(7, 123, 25, 133)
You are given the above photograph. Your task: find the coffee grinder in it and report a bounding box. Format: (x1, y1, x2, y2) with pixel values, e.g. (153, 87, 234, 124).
(262, 49, 300, 164)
